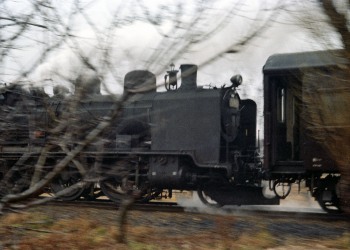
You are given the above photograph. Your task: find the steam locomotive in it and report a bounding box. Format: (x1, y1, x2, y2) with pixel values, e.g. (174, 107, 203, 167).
(0, 50, 347, 212)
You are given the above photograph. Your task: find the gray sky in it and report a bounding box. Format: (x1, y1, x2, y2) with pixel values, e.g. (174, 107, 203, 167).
(2, 1, 342, 86)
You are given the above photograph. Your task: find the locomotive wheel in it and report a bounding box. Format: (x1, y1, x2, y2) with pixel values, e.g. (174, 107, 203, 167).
(99, 177, 126, 202)
(316, 188, 341, 213)
(50, 165, 88, 201)
(81, 184, 101, 201)
(0, 170, 30, 197)
(273, 181, 292, 199)
(197, 187, 223, 208)
(0, 159, 37, 198)
(138, 187, 163, 203)
(0, 167, 5, 182)
(100, 177, 162, 203)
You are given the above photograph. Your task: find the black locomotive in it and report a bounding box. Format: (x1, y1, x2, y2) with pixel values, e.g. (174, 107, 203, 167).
(0, 50, 348, 212)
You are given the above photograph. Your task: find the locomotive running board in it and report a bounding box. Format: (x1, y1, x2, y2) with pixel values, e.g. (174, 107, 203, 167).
(205, 186, 280, 206)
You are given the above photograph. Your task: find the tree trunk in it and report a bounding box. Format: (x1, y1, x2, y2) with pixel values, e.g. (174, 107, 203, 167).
(117, 190, 141, 244)
(117, 194, 135, 243)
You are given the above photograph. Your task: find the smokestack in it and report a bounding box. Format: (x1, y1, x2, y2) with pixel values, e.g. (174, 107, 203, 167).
(180, 64, 197, 90)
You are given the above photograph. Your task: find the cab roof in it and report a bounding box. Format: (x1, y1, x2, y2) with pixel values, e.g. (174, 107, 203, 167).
(263, 50, 348, 74)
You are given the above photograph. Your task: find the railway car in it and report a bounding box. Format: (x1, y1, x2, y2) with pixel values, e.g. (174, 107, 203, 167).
(263, 50, 349, 212)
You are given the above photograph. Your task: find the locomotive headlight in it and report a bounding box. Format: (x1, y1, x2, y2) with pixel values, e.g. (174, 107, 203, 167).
(230, 74, 242, 88)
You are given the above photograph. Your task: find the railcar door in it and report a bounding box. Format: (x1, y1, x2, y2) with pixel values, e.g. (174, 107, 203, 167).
(264, 74, 304, 173)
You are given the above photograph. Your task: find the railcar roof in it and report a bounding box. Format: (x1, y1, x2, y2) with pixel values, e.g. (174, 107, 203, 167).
(263, 50, 348, 73)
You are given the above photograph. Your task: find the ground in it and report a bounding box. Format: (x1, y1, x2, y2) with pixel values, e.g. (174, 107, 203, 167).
(0, 189, 349, 249)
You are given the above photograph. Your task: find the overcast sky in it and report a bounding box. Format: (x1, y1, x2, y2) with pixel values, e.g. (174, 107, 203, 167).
(2, 1, 342, 86)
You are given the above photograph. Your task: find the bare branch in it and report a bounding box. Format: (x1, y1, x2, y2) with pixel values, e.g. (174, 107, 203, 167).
(320, 0, 350, 51)
(0, 16, 48, 29)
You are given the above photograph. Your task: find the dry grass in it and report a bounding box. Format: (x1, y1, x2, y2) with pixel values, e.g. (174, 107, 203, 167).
(0, 209, 348, 250)
(0, 212, 124, 250)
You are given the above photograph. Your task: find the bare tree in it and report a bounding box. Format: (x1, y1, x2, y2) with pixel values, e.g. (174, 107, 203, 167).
(1, 1, 348, 247)
(1, 1, 349, 245)
(0, 0, 283, 243)
(300, 0, 350, 213)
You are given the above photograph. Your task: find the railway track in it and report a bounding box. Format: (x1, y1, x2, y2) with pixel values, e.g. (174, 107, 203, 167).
(47, 199, 183, 213)
(45, 199, 349, 221)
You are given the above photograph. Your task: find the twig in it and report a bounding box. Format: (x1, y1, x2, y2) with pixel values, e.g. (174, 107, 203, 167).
(7, 225, 65, 234)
